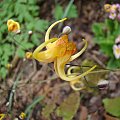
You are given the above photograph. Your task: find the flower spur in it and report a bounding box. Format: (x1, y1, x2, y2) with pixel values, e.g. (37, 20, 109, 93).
(26, 18, 96, 90)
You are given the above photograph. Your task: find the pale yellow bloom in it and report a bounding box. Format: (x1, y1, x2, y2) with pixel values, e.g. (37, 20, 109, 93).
(7, 19, 20, 32)
(104, 4, 117, 13)
(26, 18, 96, 90)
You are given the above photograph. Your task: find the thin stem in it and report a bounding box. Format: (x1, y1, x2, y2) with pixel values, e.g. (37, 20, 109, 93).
(7, 71, 23, 113)
(66, 63, 120, 72)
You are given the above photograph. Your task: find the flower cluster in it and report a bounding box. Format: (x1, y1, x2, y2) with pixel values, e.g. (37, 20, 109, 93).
(26, 18, 96, 90)
(104, 4, 120, 20)
(113, 35, 120, 59)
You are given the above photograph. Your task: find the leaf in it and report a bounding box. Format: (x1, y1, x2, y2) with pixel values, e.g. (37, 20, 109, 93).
(104, 114, 119, 120)
(21, 41, 34, 49)
(105, 19, 114, 33)
(107, 58, 120, 69)
(114, 20, 119, 30)
(67, 4, 78, 18)
(25, 96, 44, 114)
(103, 97, 120, 118)
(99, 42, 113, 57)
(16, 48, 25, 58)
(92, 23, 105, 36)
(81, 59, 107, 92)
(42, 102, 56, 120)
(25, 96, 44, 120)
(35, 19, 49, 32)
(54, 4, 63, 20)
(31, 34, 41, 45)
(56, 92, 80, 120)
(0, 67, 8, 79)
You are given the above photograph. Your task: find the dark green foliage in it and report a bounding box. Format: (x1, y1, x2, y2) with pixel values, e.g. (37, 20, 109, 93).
(92, 19, 120, 68)
(54, 3, 78, 20)
(0, 0, 49, 79)
(103, 97, 120, 118)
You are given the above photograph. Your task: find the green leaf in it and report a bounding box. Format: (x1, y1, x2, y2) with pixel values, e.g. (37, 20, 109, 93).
(105, 19, 114, 33)
(107, 58, 120, 69)
(99, 41, 113, 57)
(103, 97, 120, 118)
(67, 4, 78, 18)
(42, 102, 56, 120)
(92, 23, 105, 36)
(31, 34, 42, 45)
(35, 19, 49, 32)
(16, 48, 25, 58)
(81, 59, 107, 91)
(0, 47, 3, 56)
(56, 92, 80, 120)
(0, 67, 7, 79)
(21, 41, 34, 49)
(114, 20, 119, 30)
(54, 5, 63, 20)
(1, 55, 9, 66)
(25, 96, 44, 119)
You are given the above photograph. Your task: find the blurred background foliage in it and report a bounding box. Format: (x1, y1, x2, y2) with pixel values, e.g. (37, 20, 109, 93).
(92, 19, 120, 68)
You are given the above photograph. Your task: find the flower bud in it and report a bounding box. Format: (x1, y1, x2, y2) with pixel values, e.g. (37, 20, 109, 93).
(19, 112, 26, 119)
(97, 80, 109, 89)
(16, 30, 21, 34)
(28, 30, 33, 35)
(6, 63, 12, 69)
(25, 52, 33, 59)
(62, 26, 71, 35)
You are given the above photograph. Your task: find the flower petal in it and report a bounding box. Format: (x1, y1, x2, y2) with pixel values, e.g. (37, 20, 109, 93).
(56, 53, 97, 81)
(7, 19, 20, 32)
(33, 38, 58, 63)
(69, 39, 87, 62)
(45, 18, 67, 48)
(70, 80, 85, 91)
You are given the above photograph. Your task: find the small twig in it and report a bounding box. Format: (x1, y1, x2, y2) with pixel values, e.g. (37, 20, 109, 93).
(18, 74, 58, 88)
(12, 60, 22, 81)
(24, 60, 37, 83)
(91, 54, 106, 68)
(7, 71, 23, 114)
(25, 96, 44, 120)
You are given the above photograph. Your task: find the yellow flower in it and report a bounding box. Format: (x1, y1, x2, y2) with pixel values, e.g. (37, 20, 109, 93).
(0, 114, 5, 120)
(27, 18, 96, 90)
(104, 4, 117, 13)
(25, 52, 33, 59)
(6, 63, 12, 69)
(104, 4, 111, 12)
(7, 19, 20, 32)
(19, 112, 26, 119)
